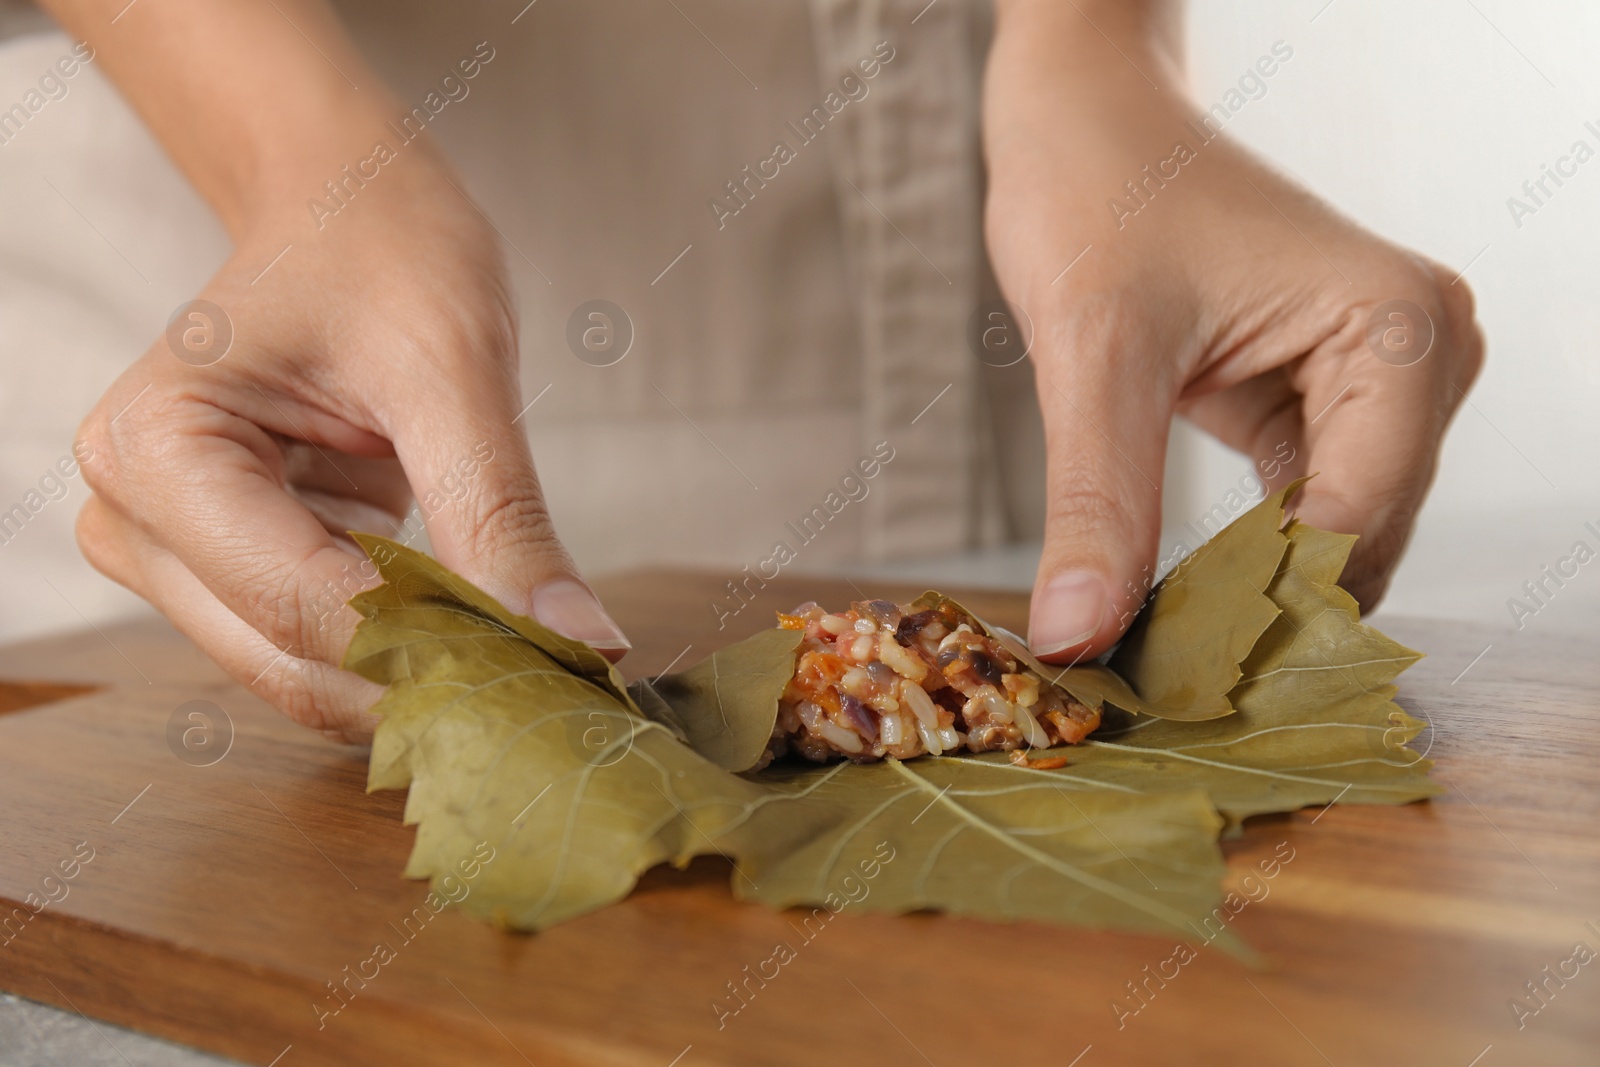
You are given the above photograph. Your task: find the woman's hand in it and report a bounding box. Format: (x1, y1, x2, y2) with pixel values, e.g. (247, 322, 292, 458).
(47, 0, 625, 742)
(76, 147, 627, 742)
(984, 0, 1484, 662)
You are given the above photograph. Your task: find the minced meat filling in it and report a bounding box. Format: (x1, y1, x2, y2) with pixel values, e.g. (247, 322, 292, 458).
(762, 598, 1100, 767)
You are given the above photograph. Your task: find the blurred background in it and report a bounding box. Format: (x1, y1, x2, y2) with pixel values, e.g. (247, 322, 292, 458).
(1, 0, 1596, 667)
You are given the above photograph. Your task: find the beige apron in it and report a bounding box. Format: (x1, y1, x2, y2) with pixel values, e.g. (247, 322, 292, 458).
(0, 0, 1048, 642)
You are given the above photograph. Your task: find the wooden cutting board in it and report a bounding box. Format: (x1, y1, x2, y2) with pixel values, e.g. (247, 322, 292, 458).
(1, 570, 1597, 1066)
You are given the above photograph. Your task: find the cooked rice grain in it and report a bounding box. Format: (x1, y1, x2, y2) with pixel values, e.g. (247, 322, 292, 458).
(762, 598, 1100, 767)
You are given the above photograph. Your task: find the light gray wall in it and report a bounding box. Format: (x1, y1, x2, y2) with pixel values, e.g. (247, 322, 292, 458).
(1174, 0, 1600, 635)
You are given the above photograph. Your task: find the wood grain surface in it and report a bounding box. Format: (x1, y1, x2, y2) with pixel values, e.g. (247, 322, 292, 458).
(0, 570, 1596, 1066)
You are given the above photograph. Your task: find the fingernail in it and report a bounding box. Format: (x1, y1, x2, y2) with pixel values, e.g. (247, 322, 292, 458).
(531, 579, 632, 650)
(1029, 570, 1108, 656)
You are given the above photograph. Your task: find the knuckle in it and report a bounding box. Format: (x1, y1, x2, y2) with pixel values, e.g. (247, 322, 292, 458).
(260, 661, 337, 735)
(237, 563, 325, 659)
(1402, 261, 1486, 393)
(1453, 318, 1487, 392)
(1045, 295, 1133, 362)
(399, 291, 518, 381)
(1432, 267, 1476, 328)
(254, 657, 376, 742)
(468, 489, 562, 564)
(75, 384, 182, 502)
(1438, 286, 1486, 387)
(73, 411, 119, 498)
(1384, 261, 1450, 323)
(1418, 263, 1481, 351)
(1042, 477, 1134, 541)
(1353, 254, 1486, 390)
(74, 502, 124, 583)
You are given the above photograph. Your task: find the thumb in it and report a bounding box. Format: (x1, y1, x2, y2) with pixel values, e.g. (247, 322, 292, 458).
(1028, 354, 1172, 663)
(395, 390, 630, 657)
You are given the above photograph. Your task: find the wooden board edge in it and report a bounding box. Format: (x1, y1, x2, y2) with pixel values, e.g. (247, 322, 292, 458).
(0, 901, 649, 1067)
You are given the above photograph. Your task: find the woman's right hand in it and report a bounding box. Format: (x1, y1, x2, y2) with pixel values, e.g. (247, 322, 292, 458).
(75, 142, 628, 743)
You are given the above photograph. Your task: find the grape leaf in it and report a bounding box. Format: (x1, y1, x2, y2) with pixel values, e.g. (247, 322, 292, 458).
(340, 487, 1435, 949)
(344, 537, 791, 929)
(643, 627, 804, 773)
(340, 539, 1239, 947)
(1105, 482, 1295, 719)
(995, 519, 1438, 828)
(723, 758, 1243, 954)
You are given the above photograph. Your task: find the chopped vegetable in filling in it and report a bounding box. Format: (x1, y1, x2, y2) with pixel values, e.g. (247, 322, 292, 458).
(762, 598, 1100, 768)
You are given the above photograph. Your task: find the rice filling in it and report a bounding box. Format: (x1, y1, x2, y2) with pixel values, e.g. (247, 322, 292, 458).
(762, 598, 1100, 768)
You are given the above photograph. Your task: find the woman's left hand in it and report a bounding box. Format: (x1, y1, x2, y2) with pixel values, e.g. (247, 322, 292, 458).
(983, 0, 1484, 662)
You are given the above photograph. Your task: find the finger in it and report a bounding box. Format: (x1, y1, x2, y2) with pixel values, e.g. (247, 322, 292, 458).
(1290, 276, 1483, 610)
(79, 378, 383, 667)
(387, 381, 630, 657)
(1028, 315, 1178, 663)
(76, 495, 383, 742)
